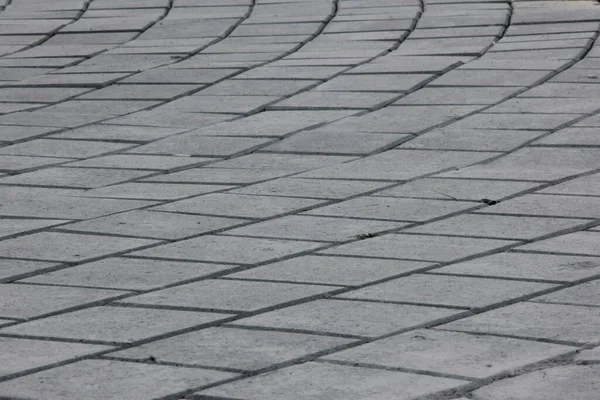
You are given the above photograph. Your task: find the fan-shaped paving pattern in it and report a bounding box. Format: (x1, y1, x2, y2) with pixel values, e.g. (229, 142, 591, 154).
(1, 0, 600, 399)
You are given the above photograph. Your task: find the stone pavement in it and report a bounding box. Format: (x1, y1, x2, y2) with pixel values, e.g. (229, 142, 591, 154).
(0, 0, 600, 398)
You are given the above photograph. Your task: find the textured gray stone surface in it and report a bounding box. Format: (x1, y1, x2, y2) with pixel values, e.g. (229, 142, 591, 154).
(1, 0, 599, 397)
(0, 359, 236, 400)
(199, 362, 468, 400)
(110, 326, 353, 371)
(323, 329, 575, 379)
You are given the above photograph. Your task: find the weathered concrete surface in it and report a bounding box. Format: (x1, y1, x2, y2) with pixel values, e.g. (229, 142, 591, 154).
(0, 0, 600, 399)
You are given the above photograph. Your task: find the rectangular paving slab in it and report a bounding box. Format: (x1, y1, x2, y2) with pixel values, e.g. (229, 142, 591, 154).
(231, 299, 466, 338)
(1, 306, 230, 345)
(228, 255, 433, 287)
(0, 359, 236, 400)
(109, 326, 353, 372)
(198, 361, 468, 400)
(119, 279, 336, 313)
(338, 274, 555, 310)
(323, 328, 575, 380)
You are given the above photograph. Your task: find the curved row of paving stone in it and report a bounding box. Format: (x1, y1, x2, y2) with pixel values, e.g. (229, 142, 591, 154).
(1, 1, 600, 399)
(0, 0, 252, 113)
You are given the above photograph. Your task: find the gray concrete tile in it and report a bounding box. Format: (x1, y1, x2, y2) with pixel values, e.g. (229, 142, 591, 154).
(0, 139, 131, 159)
(404, 214, 590, 240)
(322, 234, 517, 262)
(49, 124, 188, 142)
(130, 235, 324, 264)
(298, 149, 495, 180)
(305, 197, 474, 222)
(402, 128, 542, 151)
(0, 337, 112, 378)
(120, 279, 335, 312)
(21, 258, 235, 291)
(233, 299, 464, 338)
(533, 127, 600, 146)
(128, 134, 271, 157)
(58, 210, 245, 240)
(374, 178, 539, 201)
(0, 232, 157, 262)
(184, 110, 354, 138)
(471, 364, 600, 400)
(340, 274, 554, 309)
(79, 84, 198, 100)
(437, 148, 600, 181)
(199, 362, 467, 400)
(1, 306, 229, 344)
(164, 95, 279, 114)
(105, 111, 231, 129)
(271, 91, 398, 109)
(575, 346, 600, 362)
(0, 126, 58, 143)
(0, 167, 150, 189)
(229, 255, 432, 286)
(475, 194, 600, 218)
(210, 153, 356, 172)
(316, 74, 434, 92)
(0, 155, 71, 172)
(394, 86, 517, 105)
(78, 182, 231, 200)
(538, 173, 600, 196)
(231, 177, 389, 199)
(235, 66, 347, 80)
(0, 359, 236, 400)
(489, 97, 600, 114)
(153, 193, 323, 219)
(199, 78, 317, 96)
(0, 284, 128, 319)
(449, 113, 578, 131)
(431, 69, 551, 86)
(0, 259, 58, 282)
(435, 252, 600, 282)
(225, 215, 404, 242)
(264, 130, 402, 155)
(0, 218, 69, 239)
(324, 329, 575, 379)
(110, 326, 352, 371)
(143, 167, 290, 184)
(534, 280, 600, 307)
(64, 154, 205, 170)
(439, 302, 600, 344)
(0, 192, 155, 219)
